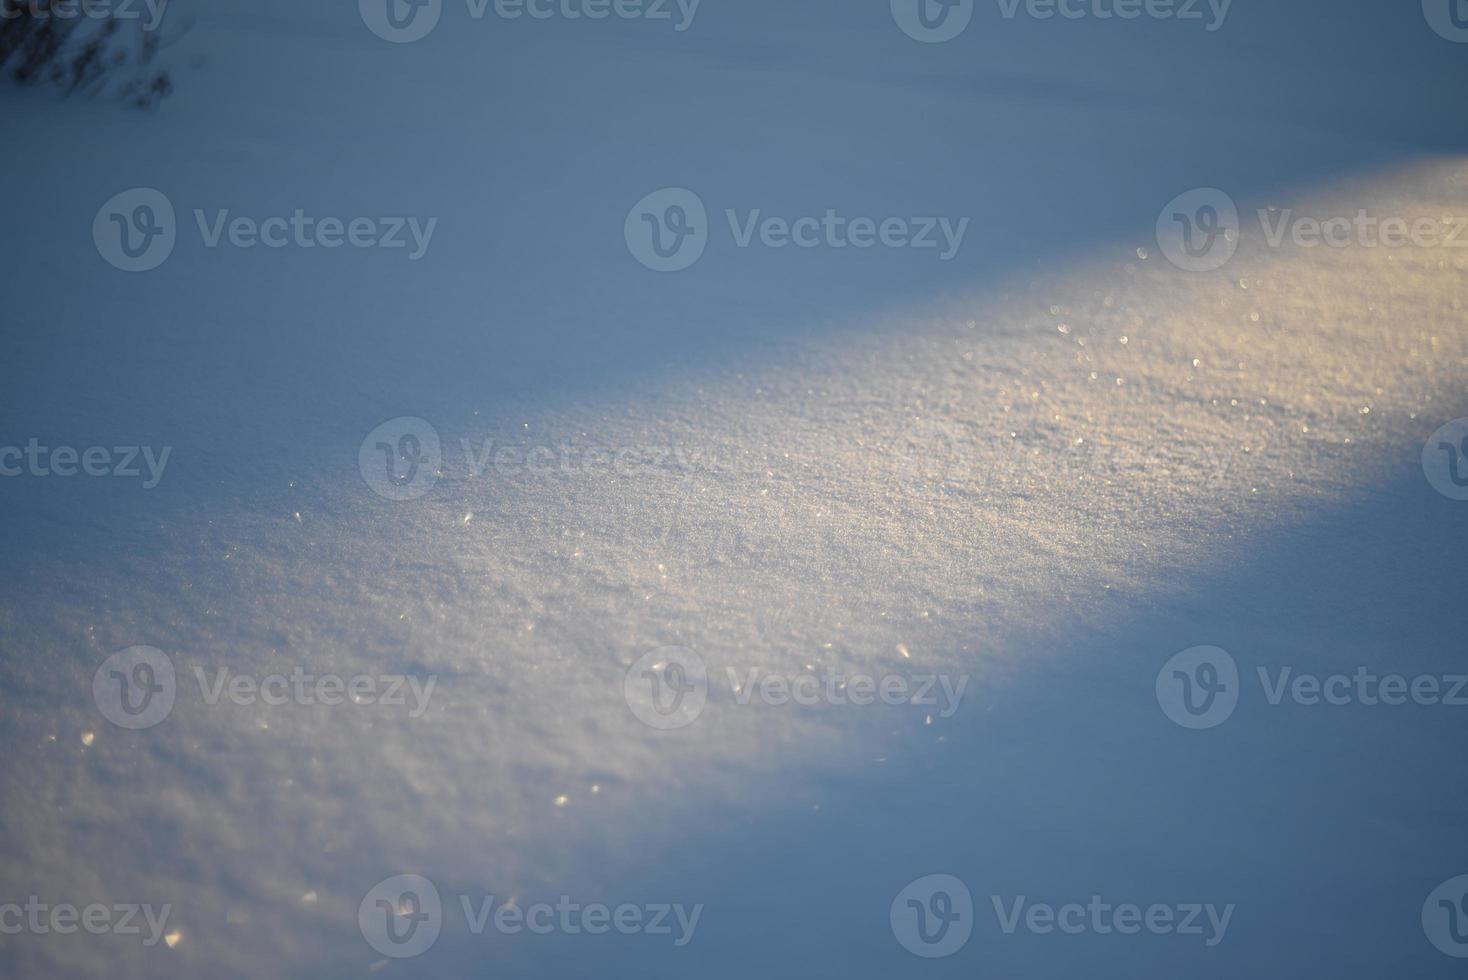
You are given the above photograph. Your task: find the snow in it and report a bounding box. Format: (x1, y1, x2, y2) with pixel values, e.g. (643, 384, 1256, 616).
(2, 1, 1467, 976)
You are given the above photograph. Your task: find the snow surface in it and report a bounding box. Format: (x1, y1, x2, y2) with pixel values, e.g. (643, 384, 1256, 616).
(2, 1, 1468, 977)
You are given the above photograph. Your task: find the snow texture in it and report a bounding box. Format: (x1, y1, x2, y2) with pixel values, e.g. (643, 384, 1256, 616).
(2, 0, 1467, 976)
